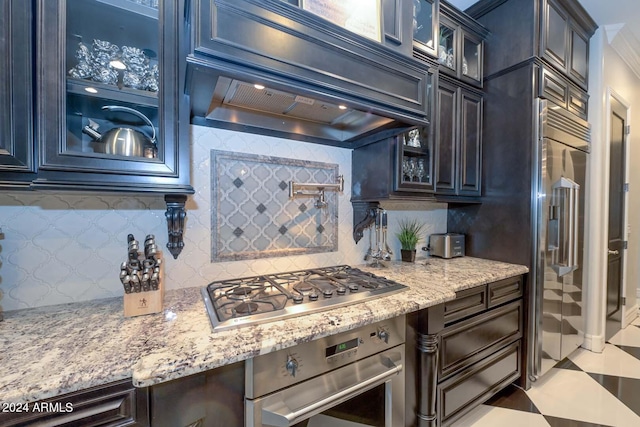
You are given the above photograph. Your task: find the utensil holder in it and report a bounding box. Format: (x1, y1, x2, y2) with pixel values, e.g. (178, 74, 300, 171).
(123, 253, 164, 317)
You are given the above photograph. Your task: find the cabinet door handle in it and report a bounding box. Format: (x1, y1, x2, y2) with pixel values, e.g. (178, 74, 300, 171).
(608, 249, 619, 256)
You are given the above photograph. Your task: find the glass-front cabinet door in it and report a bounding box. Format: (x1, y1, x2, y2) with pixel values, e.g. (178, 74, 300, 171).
(395, 126, 433, 193)
(35, 0, 190, 192)
(437, 3, 486, 88)
(462, 32, 482, 83)
(438, 20, 456, 73)
(413, 0, 438, 57)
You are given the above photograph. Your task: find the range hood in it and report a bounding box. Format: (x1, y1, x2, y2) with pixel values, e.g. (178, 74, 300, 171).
(191, 75, 403, 145)
(186, 0, 435, 148)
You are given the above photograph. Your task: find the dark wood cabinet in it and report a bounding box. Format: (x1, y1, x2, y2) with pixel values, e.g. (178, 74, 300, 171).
(539, 64, 588, 120)
(437, 1, 487, 88)
(350, 61, 437, 202)
(0, 380, 149, 427)
(406, 274, 525, 427)
(541, 0, 591, 89)
(33, 0, 192, 195)
(351, 124, 436, 202)
(438, 341, 521, 426)
(435, 77, 482, 197)
(0, 0, 35, 188)
(467, 0, 596, 90)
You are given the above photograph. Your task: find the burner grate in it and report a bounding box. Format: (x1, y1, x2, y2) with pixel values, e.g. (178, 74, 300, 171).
(202, 266, 408, 330)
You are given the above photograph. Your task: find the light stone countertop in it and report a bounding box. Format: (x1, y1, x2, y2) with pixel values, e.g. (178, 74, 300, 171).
(0, 257, 527, 405)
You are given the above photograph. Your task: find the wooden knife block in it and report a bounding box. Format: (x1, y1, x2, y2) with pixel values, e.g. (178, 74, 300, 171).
(123, 253, 164, 318)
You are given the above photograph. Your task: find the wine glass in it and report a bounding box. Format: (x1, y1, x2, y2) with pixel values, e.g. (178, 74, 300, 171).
(417, 159, 426, 182)
(407, 158, 417, 182)
(402, 157, 411, 182)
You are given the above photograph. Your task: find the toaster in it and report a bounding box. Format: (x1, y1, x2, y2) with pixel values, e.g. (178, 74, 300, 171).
(428, 233, 465, 259)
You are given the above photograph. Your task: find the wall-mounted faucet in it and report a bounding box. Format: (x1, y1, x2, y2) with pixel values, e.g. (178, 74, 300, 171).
(288, 175, 344, 208)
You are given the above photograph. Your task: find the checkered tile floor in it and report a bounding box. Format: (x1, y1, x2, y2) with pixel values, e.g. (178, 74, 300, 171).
(451, 316, 640, 427)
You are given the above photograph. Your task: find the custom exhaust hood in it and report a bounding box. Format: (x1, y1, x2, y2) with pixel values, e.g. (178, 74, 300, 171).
(185, 0, 435, 148)
(193, 76, 398, 144)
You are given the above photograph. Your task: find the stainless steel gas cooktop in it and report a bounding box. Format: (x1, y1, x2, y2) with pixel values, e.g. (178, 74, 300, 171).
(201, 265, 408, 331)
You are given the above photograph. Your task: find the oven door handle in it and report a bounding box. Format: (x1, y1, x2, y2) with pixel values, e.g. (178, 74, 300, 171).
(261, 353, 403, 426)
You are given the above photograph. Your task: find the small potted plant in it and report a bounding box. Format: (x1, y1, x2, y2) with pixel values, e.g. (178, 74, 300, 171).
(396, 218, 425, 263)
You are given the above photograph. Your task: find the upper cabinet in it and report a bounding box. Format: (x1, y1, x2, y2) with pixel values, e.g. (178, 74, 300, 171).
(437, 1, 488, 88)
(351, 122, 436, 203)
(34, 0, 192, 194)
(351, 67, 437, 202)
(413, 0, 439, 58)
(0, 0, 36, 188)
(467, 0, 596, 90)
(541, 0, 591, 88)
(435, 77, 482, 198)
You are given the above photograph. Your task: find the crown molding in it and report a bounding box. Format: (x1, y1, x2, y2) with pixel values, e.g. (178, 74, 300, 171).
(605, 23, 640, 80)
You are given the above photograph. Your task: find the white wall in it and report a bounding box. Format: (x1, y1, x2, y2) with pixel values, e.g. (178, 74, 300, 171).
(0, 126, 447, 311)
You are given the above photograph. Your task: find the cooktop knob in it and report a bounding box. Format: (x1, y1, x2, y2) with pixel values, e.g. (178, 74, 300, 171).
(309, 292, 319, 301)
(285, 355, 298, 377)
(322, 289, 333, 298)
(336, 287, 347, 295)
(292, 294, 304, 304)
(348, 284, 359, 292)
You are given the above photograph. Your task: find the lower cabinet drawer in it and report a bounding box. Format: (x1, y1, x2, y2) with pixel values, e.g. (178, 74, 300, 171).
(444, 286, 487, 325)
(438, 341, 521, 427)
(440, 300, 522, 379)
(0, 380, 149, 427)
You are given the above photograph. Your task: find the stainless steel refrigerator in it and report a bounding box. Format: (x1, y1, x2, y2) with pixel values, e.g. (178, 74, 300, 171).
(533, 99, 589, 378)
(446, 59, 591, 388)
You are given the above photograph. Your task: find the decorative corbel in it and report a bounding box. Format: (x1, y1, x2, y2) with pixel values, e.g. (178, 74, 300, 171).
(164, 195, 187, 259)
(352, 201, 380, 243)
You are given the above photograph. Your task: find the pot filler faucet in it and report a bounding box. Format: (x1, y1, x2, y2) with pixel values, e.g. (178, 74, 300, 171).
(288, 175, 344, 208)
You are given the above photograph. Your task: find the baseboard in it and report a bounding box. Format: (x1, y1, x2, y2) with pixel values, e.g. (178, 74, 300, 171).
(583, 333, 606, 352)
(624, 304, 639, 327)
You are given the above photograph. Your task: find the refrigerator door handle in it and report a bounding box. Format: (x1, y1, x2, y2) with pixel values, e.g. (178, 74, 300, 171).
(550, 177, 580, 276)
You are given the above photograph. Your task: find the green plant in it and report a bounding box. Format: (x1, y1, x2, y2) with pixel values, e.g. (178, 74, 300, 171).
(396, 218, 425, 251)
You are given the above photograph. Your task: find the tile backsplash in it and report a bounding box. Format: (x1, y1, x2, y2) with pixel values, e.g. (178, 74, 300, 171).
(211, 150, 339, 261)
(0, 126, 447, 311)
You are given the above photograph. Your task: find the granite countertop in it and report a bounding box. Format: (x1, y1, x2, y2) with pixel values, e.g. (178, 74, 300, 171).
(0, 257, 527, 405)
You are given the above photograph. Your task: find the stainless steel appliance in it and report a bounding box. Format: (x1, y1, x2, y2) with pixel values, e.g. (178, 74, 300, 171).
(533, 99, 589, 377)
(245, 315, 406, 427)
(428, 233, 465, 259)
(201, 266, 408, 331)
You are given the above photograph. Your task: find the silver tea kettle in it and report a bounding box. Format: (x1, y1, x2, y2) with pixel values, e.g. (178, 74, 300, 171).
(82, 105, 157, 158)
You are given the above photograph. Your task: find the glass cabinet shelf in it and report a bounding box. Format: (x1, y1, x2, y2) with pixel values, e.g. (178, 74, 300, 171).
(67, 78, 158, 108)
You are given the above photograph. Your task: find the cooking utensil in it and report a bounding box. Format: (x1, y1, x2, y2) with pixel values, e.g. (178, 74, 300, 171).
(82, 105, 157, 158)
(381, 210, 392, 261)
(364, 226, 373, 261)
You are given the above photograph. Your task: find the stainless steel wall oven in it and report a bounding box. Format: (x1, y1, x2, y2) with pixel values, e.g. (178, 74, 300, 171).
(245, 316, 406, 427)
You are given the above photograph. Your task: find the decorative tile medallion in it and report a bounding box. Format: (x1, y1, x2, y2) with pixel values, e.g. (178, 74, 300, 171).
(211, 150, 339, 261)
